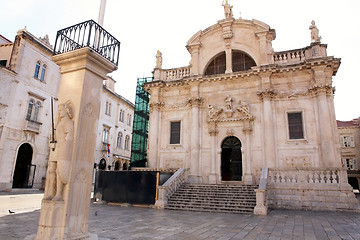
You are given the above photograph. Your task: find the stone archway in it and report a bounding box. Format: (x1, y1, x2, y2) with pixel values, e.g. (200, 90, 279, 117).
(12, 143, 33, 188)
(221, 136, 242, 181)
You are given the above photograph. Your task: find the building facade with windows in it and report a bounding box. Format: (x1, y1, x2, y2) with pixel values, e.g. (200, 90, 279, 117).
(94, 76, 134, 172)
(337, 118, 360, 189)
(0, 29, 134, 191)
(145, 3, 359, 211)
(0, 28, 60, 190)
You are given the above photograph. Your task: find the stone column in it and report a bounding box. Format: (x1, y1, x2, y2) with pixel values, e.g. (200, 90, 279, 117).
(225, 47, 232, 74)
(188, 93, 202, 183)
(147, 88, 163, 168)
(209, 122, 218, 184)
(243, 122, 254, 184)
(35, 47, 116, 240)
(258, 72, 276, 168)
(187, 43, 201, 76)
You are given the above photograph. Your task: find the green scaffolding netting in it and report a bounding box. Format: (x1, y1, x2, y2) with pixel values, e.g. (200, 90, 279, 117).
(130, 77, 153, 167)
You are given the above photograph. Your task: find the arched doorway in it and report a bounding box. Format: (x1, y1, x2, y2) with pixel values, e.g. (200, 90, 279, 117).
(114, 161, 120, 171)
(221, 136, 242, 181)
(99, 158, 106, 170)
(12, 143, 33, 188)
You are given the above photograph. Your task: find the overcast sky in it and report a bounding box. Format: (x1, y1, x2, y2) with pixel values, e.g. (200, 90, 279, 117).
(2, 0, 359, 121)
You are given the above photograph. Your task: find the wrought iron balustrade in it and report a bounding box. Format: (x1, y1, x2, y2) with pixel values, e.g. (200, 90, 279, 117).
(54, 20, 120, 66)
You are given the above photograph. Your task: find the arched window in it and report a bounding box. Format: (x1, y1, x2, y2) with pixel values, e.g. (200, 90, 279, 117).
(40, 64, 46, 82)
(117, 132, 123, 148)
(232, 50, 256, 72)
(205, 52, 226, 76)
(124, 135, 130, 150)
(34, 61, 41, 79)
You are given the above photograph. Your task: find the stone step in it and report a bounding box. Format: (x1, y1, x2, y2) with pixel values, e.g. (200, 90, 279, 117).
(170, 194, 255, 200)
(165, 204, 254, 213)
(166, 183, 257, 214)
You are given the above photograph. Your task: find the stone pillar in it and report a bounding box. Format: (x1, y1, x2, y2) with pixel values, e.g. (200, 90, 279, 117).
(311, 66, 339, 168)
(225, 47, 232, 74)
(35, 47, 116, 240)
(188, 91, 202, 183)
(258, 72, 276, 168)
(209, 123, 218, 184)
(147, 89, 163, 168)
(243, 122, 254, 184)
(187, 43, 201, 76)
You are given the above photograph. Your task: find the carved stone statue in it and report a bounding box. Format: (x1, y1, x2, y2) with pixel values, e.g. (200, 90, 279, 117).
(309, 20, 321, 43)
(44, 102, 74, 201)
(222, 0, 233, 19)
(225, 95, 233, 110)
(156, 50, 162, 68)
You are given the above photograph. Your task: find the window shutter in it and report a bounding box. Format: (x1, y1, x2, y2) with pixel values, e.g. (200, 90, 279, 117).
(170, 121, 181, 144)
(350, 136, 355, 147)
(288, 112, 304, 139)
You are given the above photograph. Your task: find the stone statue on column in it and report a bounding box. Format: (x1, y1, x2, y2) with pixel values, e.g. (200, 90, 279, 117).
(44, 101, 74, 201)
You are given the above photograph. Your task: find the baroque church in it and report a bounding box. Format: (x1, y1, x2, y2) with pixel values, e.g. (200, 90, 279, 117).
(146, 2, 359, 211)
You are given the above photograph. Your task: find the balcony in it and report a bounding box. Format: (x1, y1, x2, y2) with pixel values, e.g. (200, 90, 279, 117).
(53, 20, 120, 66)
(26, 119, 42, 133)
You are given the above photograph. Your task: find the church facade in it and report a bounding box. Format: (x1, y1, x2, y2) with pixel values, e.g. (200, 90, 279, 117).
(145, 5, 343, 185)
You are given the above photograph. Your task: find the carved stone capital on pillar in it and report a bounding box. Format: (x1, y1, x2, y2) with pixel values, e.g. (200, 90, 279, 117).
(308, 84, 334, 96)
(187, 97, 204, 107)
(149, 101, 165, 113)
(257, 89, 276, 101)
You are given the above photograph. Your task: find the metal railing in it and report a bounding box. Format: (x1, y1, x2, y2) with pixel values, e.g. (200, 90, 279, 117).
(54, 20, 120, 66)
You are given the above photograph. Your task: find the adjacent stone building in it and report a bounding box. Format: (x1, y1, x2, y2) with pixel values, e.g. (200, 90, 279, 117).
(0, 29, 134, 191)
(0, 28, 60, 190)
(95, 76, 134, 171)
(146, 2, 358, 211)
(337, 118, 360, 189)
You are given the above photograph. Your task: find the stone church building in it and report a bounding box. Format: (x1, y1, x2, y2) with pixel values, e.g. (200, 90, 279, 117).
(146, 2, 358, 211)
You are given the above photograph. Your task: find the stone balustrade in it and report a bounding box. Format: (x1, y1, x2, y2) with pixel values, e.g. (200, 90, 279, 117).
(155, 168, 188, 209)
(165, 66, 191, 80)
(268, 168, 348, 185)
(273, 49, 306, 65)
(154, 66, 191, 81)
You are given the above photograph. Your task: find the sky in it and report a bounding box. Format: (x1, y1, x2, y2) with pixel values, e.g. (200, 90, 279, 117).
(2, 0, 360, 121)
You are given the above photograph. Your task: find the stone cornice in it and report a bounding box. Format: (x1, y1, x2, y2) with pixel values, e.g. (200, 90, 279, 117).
(149, 101, 165, 112)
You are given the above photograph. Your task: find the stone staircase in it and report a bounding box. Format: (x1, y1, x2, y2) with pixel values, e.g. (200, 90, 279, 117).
(165, 183, 257, 214)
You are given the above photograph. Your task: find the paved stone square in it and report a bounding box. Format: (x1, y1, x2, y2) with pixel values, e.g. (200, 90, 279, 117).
(0, 192, 360, 240)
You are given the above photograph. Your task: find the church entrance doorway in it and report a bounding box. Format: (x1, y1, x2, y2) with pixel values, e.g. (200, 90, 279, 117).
(12, 143, 35, 188)
(221, 136, 242, 181)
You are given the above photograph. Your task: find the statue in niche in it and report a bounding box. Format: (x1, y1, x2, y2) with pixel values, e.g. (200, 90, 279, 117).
(222, 0, 233, 19)
(155, 50, 162, 68)
(44, 101, 74, 201)
(309, 20, 321, 43)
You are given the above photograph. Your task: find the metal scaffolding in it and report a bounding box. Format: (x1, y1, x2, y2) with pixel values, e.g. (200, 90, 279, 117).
(130, 77, 153, 167)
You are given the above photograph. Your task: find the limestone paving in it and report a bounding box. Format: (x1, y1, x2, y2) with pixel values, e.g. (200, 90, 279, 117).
(1, 192, 360, 240)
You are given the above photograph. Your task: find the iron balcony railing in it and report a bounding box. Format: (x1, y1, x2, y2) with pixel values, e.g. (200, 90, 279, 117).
(54, 20, 120, 66)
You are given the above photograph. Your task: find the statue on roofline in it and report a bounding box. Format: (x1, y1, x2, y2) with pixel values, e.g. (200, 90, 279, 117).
(156, 50, 162, 68)
(222, 0, 233, 19)
(309, 20, 321, 43)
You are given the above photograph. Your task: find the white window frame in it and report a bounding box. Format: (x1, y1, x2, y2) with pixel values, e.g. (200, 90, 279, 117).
(124, 135, 130, 150)
(116, 131, 123, 148)
(340, 135, 355, 148)
(102, 126, 110, 144)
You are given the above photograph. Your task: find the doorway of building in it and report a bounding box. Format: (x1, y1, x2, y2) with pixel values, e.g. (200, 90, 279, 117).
(221, 136, 242, 181)
(12, 143, 35, 188)
(99, 158, 106, 170)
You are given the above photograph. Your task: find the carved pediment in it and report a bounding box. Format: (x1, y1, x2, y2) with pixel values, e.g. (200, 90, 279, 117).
(208, 96, 254, 122)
